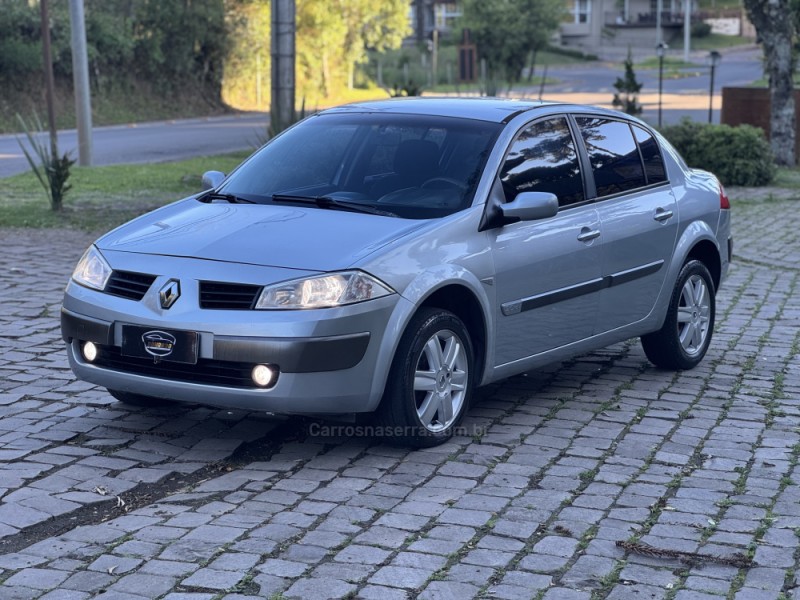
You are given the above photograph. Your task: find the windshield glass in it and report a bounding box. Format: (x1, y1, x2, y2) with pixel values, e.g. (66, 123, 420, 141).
(218, 112, 502, 219)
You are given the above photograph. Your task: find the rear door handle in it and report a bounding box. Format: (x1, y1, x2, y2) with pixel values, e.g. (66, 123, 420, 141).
(654, 208, 674, 222)
(577, 227, 601, 242)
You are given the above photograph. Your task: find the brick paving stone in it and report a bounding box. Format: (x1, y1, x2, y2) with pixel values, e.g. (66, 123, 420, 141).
(370, 565, 432, 589)
(38, 592, 90, 600)
(87, 554, 142, 574)
(181, 568, 244, 590)
(334, 545, 392, 565)
(283, 577, 357, 599)
(419, 581, 481, 599)
(3, 568, 70, 590)
(444, 564, 494, 586)
(357, 585, 411, 600)
(60, 571, 115, 593)
(257, 558, 309, 578)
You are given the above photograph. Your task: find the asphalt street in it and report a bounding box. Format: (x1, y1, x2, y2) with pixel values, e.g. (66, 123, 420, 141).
(0, 188, 799, 599)
(0, 113, 268, 179)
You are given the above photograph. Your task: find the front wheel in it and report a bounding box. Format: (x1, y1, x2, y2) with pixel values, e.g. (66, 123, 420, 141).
(641, 260, 715, 370)
(376, 308, 474, 448)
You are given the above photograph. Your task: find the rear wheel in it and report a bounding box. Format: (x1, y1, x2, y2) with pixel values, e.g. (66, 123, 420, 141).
(107, 389, 172, 407)
(641, 260, 715, 370)
(377, 308, 474, 448)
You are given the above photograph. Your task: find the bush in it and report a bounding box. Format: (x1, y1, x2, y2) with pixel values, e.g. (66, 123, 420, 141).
(691, 21, 712, 38)
(660, 119, 776, 186)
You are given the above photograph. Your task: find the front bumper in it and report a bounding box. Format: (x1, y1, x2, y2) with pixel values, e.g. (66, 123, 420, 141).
(62, 275, 399, 414)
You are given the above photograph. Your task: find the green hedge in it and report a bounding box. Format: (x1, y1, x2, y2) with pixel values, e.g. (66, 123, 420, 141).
(660, 119, 776, 187)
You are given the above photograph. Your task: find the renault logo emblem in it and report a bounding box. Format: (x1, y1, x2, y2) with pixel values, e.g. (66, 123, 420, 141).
(159, 279, 181, 309)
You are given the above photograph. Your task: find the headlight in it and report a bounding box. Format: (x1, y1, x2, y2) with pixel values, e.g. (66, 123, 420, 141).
(255, 271, 394, 310)
(72, 246, 112, 291)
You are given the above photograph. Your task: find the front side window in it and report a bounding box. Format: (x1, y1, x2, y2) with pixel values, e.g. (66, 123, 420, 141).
(575, 117, 646, 198)
(500, 116, 585, 208)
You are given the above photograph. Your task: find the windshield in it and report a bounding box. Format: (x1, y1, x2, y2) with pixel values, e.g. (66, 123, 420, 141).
(218, 112, 501, 219)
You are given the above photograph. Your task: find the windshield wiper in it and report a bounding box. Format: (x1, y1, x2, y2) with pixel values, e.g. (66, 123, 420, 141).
(271, 194, 397, 217)
(198, 191, 257, 204)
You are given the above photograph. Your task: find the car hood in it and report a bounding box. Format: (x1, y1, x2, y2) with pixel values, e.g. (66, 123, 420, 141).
(97, 200, 428, 271)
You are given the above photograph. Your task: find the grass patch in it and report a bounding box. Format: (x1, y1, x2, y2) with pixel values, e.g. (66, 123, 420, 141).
(772, 167, 800, 190)
(0, 151, 250, 231)
(691, 34, 752, 51)
(637, 57, 698, 70)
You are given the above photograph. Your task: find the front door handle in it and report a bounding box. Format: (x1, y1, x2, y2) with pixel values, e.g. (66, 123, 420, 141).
(654, 208, 674, 222)
(577, 227, 601, 242)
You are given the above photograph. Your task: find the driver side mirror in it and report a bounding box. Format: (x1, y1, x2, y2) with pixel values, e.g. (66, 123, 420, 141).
(201, 170, 225, 191)
(500, 191, 559, 221)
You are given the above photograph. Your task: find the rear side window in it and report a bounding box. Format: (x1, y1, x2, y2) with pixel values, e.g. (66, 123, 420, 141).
(500, 116, 585, 207)
(575, 117, 646, 197)
(632, 125, 668, 184)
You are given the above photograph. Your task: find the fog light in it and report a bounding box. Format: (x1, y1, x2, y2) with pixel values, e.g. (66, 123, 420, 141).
(82, 341, 98, 363)
(252, 364, 275, 387)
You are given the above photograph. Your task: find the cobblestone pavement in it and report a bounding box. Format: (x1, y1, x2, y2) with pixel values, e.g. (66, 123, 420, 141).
(1, 193, 799, 600)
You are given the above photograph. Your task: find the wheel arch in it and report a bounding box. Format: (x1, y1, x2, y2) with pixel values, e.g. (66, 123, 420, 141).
(685, 238, 721, 291)
(651, 220, 721, 331)
(417, 284, 488, 385)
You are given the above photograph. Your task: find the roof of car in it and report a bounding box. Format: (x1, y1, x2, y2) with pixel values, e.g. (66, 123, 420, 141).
(320, 97, 563, 123)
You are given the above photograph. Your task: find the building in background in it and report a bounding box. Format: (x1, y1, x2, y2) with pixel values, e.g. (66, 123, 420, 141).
(406, 0, 753, 51)
(409, 0, 462, 43)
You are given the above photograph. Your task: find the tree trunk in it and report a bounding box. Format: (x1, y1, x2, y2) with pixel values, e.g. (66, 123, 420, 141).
(744, 0, 795, 166)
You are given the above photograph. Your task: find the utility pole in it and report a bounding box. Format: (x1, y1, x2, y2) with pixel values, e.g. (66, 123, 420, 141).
(68, 0, 93, 166)
(683, 0, 691, 62)
(271, 0, 295, 134)
(39, 0, 58, 157)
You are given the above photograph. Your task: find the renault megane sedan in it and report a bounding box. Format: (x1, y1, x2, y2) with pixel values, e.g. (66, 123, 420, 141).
(62, 98, 732, 447)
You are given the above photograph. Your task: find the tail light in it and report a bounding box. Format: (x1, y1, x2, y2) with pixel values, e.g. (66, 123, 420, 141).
(719, 183, 730, 209)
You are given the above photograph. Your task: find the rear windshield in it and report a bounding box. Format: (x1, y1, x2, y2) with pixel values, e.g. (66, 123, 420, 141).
(218, 112, 501, 219)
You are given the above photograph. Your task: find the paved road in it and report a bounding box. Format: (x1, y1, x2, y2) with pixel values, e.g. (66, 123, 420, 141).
(0, 113, 268, 178)
(1, 190, 799, 599)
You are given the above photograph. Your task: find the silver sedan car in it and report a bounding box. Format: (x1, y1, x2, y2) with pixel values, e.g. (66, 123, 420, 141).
(62, 98, 732, 447)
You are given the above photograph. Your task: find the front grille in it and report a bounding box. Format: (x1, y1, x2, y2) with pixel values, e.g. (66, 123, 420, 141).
(200, 281, 262, 310)
(93, 346, 272, 389)
(105, 271, 157, 301)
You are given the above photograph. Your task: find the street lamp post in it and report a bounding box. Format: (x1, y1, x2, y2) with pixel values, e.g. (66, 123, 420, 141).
(708, 50, 721, 124)
(656, 42, 668, 128)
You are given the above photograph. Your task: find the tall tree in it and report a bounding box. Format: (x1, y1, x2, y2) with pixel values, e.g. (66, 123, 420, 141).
(461, 0, 563, 95)
(340, 0, 409, 89)
(743, 0, 795, 166)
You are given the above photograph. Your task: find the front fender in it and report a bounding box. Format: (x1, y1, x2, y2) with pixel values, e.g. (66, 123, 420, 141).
(366, 266, 496, 411)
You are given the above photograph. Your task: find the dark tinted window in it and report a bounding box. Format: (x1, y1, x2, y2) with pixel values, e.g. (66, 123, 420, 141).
(576, 117, 646, 197)
(500, 117, 585, 207)
(633, 125, 667, 184)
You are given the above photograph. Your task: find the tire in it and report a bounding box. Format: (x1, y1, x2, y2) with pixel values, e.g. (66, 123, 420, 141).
(376, 308, 475, 448)
(641, 260, 715, 370)
(107, 389, 172, 407)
